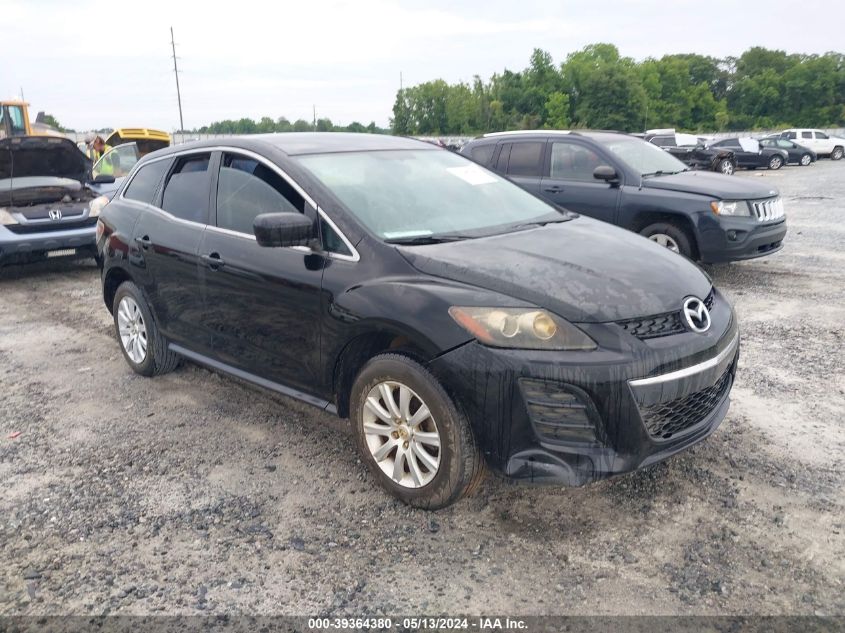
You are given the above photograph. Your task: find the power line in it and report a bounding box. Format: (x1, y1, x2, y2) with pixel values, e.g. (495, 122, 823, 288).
(170, 26, 185, 134)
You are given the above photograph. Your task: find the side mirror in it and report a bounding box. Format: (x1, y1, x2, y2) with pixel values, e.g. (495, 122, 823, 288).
(593, 165, 619, 183)
(93, 174, 115, 184)
(253, 212, 315, 248)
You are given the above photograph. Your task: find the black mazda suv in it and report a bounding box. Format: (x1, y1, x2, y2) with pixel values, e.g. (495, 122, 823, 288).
(97, 133, 739, 509)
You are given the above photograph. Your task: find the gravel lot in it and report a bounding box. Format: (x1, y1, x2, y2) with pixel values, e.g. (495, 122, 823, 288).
(1, 160, 843, 618)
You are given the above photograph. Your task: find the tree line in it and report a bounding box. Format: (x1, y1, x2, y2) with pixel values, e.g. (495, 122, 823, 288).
(193, 117, 390, 135)
(391, 44, 845, 135)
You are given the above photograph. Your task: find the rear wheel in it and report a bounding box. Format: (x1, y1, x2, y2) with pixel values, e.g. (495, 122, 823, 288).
(831, 146, 844, 161)
(717, 159, 734, 175)
(640, 222, 694, 259)
(113, 281, 179, 376)
(799, 153, 812, 166)
(350, 354, 484, 509)
(767, 155, 784, 170)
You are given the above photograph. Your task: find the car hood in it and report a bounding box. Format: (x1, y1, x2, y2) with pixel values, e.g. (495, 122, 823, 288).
(398, 217, 711, 323)
(641, 170, 778, 200)
(0, 135, 91, 183)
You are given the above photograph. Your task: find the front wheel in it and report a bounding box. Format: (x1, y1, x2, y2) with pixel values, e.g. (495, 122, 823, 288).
(350, 354, 484, 509)
(831, 146, 844, 161)
(113, 281, 180, 376)
(640, 222, 695, 259)
(768, 155, 784, 170)
(717, 159, 734, 175)
(799, 153, 812, 166)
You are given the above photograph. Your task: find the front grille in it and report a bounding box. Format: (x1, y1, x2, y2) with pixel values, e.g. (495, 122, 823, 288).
(640, 369, 732, 440)
(618, 289, 716, 340)
(519, 379, 598, 444)
(750, 197, 785, 222)
(5, 217, 97, 234)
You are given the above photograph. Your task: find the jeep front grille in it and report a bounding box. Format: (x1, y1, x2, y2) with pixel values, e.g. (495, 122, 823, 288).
(750, 197, 785, 222)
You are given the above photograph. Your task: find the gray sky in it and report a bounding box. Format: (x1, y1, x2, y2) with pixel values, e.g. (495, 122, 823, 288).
(3, 0, 843, 132)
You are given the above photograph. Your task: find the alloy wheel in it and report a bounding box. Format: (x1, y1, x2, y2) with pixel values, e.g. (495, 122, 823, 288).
(649, 233, 680, 253)
(800, 154, 812, 166)
(769, 156, 783, 170)
(117, 296, 148, 364)
(362, 381, 441, 488)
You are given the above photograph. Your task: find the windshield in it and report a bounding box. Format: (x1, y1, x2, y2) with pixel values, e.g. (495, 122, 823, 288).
(295, 149, 563, 241)
(593, 135, 688, 176)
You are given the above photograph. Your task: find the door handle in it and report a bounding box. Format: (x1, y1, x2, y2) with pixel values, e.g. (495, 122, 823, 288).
(201, 253, 226, 270)
(543, 185, 565, 193)
(134, 235, 152, 249)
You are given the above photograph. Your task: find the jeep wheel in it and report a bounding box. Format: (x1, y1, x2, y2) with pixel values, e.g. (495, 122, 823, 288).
(768, 155, 784, 170)
(113, 281, 180, 377)
(717, 159, 734, 175)
(831, 146, 844, 161)
(799, 153, 812, 166)
(640, 222, 694, 259)
(350, 354, 484, 509)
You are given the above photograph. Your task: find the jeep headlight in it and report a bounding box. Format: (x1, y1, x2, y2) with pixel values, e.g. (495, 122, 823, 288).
(0, 208, 18, 225)
(710, 200, 749, 216)
(448, 307, 596, 350)
(89, 195, 109, 218)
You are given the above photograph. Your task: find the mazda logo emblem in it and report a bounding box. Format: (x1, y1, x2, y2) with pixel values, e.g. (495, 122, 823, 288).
(48, 209, 63, 221)
(682, 296, 711, 333)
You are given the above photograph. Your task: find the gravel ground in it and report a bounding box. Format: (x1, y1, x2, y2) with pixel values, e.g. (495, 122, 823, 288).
(1, 160, 843, 617)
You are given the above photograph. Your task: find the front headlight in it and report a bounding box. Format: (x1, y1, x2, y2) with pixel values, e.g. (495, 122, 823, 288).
(89, 195, 109, 218)
(448, 307, 596, 350)
(710, 200, 750, 216)
(0, 208, 18, 225)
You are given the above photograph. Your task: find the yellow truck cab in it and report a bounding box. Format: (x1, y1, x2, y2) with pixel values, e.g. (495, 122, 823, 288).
(104, 128, 171, 156)
(0, 101, 33, 138)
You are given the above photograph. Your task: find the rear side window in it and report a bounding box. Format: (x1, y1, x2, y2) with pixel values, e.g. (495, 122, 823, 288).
(494, 144, 511, 172)
(216, 153, 305, 234)
(506, 142, 544, 177)
(652, 136, 675, 147)
(161, 154, 212, 224)
(549, 142, 603, 181)
(801, 131, 812, 139)
(124, 159, 169, 205)
(469, 144, 495, 166)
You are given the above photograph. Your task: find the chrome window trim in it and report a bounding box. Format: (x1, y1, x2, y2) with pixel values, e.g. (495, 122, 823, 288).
(119, 145, 360, 263)
(628, 332, 739, 387)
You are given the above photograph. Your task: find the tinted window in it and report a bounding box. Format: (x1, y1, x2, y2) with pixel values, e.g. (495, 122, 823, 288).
(651, 136, 675, 147)
(495, 144, 511, 172)
(469, 144, 495, 166)
(785, 131, 797, 139)
(216, 154, 304, 234)
(320, 218, 352, 256)
(759, 139, 774, 148)
(161, 154, 212, 223)
(123, 159, 169, 205)
(802, 131, 812, 139)
(815, 131, 829, 139)
(506, 142, 544, 177)
(777, 140, 793, 149)
(550, 142, 604, 181)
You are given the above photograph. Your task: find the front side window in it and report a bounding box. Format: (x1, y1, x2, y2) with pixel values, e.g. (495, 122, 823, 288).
(815, 131, 829, 139)
(215, 153, 304, 234)
(550, 142, 604, 181)
(123, 159, 170, 205)
(320, 218, 352, 256)
(295, 150, 561, 241)
(592, 135, 687, 176)
(161, 154, 212, 224)
(785, 131, 797, 139)
(7, 106, 26, 136)
(506, 142, 544, 177)
(94, 143, 141, 179)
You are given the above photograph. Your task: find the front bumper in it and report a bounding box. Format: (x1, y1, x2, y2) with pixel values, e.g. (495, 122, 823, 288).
(427, 290, 739, 486)
(698, 215, 787, 263)
(0, 223, 97, 264)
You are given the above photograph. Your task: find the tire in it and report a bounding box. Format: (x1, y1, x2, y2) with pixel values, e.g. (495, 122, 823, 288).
(799, 153, 812, 166)
(350, 354, 484, 509)
(639, 221, 695, 259)
(831, 146, 844, 161)
(717, 159, 734, 175)
(767, 155, 784, 170)
(112, 281, 179, 377)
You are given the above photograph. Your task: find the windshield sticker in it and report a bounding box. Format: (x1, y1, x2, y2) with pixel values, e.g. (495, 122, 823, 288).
(383, 229, 433, 239)
(446, 165, 499, 186)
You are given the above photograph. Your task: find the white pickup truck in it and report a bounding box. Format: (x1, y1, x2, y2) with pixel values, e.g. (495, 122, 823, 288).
(780, 129, 845, 160)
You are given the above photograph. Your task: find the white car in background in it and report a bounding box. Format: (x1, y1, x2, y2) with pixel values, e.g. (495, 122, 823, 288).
(780, 129, 844, 160)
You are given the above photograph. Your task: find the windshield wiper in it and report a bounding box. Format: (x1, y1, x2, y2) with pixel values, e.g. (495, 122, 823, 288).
(512, 216, 572, 230)
(384, 234, 473, 245)
(641, 169, 686, 177)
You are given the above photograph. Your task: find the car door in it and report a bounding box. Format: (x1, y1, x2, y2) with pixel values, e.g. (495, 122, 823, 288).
(799, 130, 817, 152)
(129, 152, 210, 350)
(539, 139, 621, 224)
(197, 150, 325, 392)
(813, 130, 833, 154)
(493, 140, 544, 193)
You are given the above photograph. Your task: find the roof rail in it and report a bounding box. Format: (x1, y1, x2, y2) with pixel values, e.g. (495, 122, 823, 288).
(482, 130, 572, 138)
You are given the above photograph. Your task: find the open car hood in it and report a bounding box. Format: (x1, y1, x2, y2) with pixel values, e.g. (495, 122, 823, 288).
(0, 135, 91, 183)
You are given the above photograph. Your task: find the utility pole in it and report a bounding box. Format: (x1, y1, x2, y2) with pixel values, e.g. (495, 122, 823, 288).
(313, 104, 317, 131)
(170, 27, 185, 138)
(399, 71, 403, 92)
(20, 86, 25, 101)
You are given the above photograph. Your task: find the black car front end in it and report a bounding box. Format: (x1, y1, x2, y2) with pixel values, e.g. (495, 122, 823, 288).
(697, 196, 787, 263)
(428, 287, 738, 485)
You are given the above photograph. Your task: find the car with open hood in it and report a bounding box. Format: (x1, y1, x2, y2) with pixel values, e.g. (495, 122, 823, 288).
(1, 135, 110, 266)
(97, 133, 739, 509)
